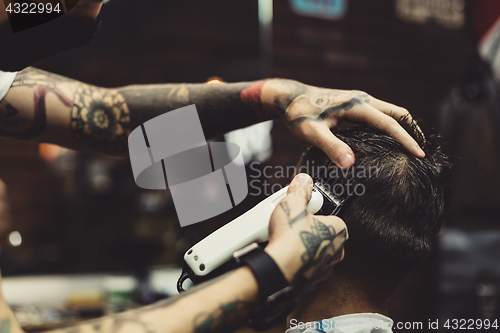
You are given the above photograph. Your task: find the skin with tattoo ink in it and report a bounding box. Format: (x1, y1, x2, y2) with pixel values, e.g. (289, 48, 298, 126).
(1, 68, 423, 168)
(260, 79, 425, 168)
(192, 301, 254, 333)
(0, 174, 346, 333)
(0, 319, 9, 333)
(118, 81, 261, 140)
(0, 68, 73, 139)
(293, 218, 346, 294)
(70, 85, 130, 153)
(279, 202, 291, 218)
(266, 173, 348, 295)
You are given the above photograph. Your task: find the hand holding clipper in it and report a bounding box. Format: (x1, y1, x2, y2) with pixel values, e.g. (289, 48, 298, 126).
(264, 173, 348, 295)
(183, 176, 325, 277)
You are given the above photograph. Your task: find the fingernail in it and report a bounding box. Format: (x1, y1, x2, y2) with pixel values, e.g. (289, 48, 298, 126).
(296, 173, 313, 184)
(416, 146, 425, 157)
(338, 153, 354, 169)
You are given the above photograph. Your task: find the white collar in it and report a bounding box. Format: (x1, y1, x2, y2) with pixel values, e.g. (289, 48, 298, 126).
(286, 313, 394, 333)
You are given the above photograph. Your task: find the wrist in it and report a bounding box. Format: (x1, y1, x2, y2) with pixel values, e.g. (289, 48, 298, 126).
(235, 244, 298, 331)
(261, 79, 307, 118)
(232, 266, 260, 303)
(264, 242, 302, 287)
(240, 80, 279, 121)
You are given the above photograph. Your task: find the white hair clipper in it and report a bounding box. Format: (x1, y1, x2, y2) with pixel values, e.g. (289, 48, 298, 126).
(177, 179, 353, 292)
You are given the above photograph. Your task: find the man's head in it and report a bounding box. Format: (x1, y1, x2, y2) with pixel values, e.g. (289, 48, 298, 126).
(296, 121, 451, 300)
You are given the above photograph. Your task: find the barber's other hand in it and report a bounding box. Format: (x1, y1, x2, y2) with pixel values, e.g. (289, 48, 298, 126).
(265, 173, 348, 295)
(261, 79, 425, 169)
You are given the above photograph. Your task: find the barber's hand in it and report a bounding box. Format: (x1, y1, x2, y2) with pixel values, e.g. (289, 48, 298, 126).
(261, 79, 425, 169)
(265, 173, 348, 295)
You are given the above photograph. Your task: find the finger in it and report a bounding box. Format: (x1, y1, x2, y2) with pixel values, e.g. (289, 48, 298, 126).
(367, 98, 426, 141)
(368, 97, 411, 122)
(303, 122, 355, 169)
(287, 173, 313, 205)
(347, 103, 425, 158)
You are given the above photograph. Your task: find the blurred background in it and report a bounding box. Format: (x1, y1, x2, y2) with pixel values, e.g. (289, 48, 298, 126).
(0, 0, 499, 332)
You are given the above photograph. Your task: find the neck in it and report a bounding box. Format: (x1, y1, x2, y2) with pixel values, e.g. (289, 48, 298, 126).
(288, 277, 390, 326)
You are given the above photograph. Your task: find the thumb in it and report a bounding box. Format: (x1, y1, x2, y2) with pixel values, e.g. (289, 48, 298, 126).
(287, 173, 313, 205)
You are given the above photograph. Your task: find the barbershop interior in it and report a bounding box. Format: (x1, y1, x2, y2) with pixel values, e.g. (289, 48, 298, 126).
(0, 0, 499, 332)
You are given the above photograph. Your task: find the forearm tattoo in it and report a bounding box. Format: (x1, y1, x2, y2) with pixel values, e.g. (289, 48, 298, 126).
(34, 273, 254, 333)
(1, 67, 270, 154)
(45, 313, 153, 333)
(0, 67, 131, 153)
(118, 81, 264, 140)
(192, 300, 254, 333)
(70, 85, 130, 152)
(0, 319, 9, 333)
(53, 313, 154, 333)
(0, 68, 73, 139)
(145, 275, 255, 333)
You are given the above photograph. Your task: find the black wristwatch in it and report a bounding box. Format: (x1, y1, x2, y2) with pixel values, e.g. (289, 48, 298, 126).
(233, 243, 297, 331)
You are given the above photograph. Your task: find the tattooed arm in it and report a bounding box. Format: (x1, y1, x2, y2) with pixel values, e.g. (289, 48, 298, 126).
(0, 267, 257, 333)
(0, 174, 346, 333)
(0, 67, 263, 154)
(0, 67, 422, 167)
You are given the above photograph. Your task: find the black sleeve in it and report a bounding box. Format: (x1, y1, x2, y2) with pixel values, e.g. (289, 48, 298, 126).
(0, 9, 101, 72)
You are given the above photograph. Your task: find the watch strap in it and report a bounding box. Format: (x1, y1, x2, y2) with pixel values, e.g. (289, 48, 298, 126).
(239, 247, 290, 301)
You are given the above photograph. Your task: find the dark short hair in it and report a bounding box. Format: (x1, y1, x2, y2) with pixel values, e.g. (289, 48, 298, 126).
(296, 121, 451, 296)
